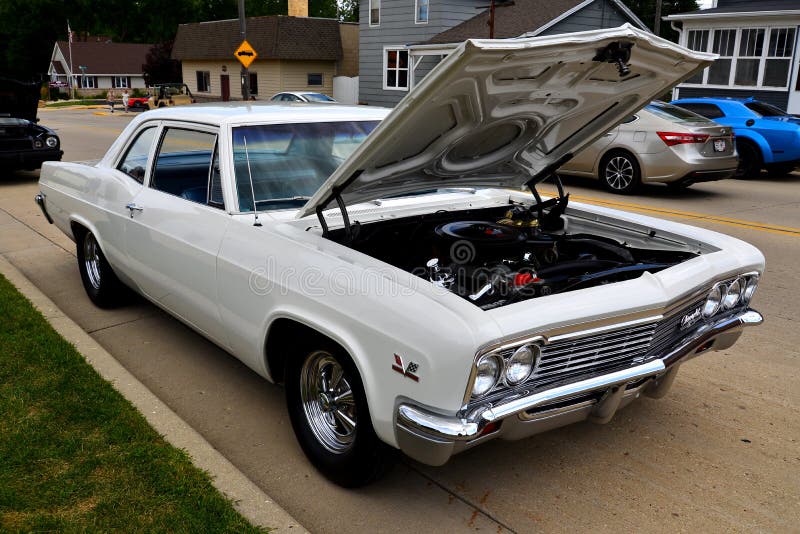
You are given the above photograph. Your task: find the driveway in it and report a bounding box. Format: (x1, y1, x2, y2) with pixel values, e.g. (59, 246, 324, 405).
(2, 108, 798, 533)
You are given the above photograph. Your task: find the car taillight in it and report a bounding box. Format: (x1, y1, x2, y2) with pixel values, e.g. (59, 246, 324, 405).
(657, 131, 710, 146)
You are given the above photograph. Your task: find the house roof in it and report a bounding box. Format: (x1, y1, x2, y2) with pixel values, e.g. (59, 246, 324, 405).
(51, 61, 66, 75)
(665, 0, 800, 20)
(55, 41, 152, 75)
(172, 16, 342, 61)
(423, 0, 647, 45)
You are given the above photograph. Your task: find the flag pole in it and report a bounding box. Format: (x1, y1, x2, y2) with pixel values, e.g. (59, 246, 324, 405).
(67, 20, 75, 99)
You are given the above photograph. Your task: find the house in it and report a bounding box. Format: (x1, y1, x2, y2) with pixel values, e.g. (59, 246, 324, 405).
(666, 0, 800, 113)
(172, 0, 358, 102)
(359, 0, 648, 107)
(48, 39, 152, 96)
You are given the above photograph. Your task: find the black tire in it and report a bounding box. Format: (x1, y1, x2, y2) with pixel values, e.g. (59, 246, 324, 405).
(735, 139, 763, 179)
(599, 150, 641, 194)
(766, 162, 796, 177)
(75, 229, 128, 308)
(286, 344, 394, 487)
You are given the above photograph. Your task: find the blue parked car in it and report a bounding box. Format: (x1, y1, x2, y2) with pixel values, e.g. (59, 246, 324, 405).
(671, 97, 800, 178)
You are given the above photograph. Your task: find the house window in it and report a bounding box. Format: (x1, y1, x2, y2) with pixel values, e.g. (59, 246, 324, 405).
(764, 27, 796, 87)
(384, 48, 409, 91)
(685, 30, 709, 84)
(708, 29, 736, 85)
(307, 73, 323, 86)
(416, 0, 429, 23)
(369, 0, 380, 26)
(249, 73, 258, 95)
(80, 76, 97, 89)
(734, 28, 765, 86)
(196, 71, 210, 92)
(112, 76, 129, 88)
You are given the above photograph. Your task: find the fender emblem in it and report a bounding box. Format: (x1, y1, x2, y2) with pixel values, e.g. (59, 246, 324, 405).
(392, 354, 419, 382)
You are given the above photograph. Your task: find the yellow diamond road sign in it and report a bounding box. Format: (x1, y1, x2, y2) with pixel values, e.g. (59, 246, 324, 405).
(235, 40, 257, 69)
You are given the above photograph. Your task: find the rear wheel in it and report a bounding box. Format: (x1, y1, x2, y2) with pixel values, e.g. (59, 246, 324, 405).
(735, 139, 763, 179)
(599, 151, 641, 194)
(76, 229, 128, 308)
(286, 345, 393, 487)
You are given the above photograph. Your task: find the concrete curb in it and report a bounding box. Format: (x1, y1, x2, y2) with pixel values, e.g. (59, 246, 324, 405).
(0, 255, 307, 533)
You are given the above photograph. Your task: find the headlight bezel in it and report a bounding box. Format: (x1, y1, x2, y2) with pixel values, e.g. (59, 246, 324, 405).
(470, 353, 503, 398)
(504, 344, 540, 386)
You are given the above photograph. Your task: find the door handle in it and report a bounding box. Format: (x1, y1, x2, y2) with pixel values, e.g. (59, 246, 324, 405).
(125, 203, 144, 218)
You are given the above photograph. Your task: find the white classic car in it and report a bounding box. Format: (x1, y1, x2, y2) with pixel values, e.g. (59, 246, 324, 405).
(36, 26, 764, 487)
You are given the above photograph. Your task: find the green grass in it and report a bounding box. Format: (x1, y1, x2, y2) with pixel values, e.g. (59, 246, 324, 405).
(45, 100, 105, 107)
(0, 273, 268, 533)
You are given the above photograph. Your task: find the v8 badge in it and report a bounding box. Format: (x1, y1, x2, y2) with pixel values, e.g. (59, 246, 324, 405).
(392, 354, 419, 382)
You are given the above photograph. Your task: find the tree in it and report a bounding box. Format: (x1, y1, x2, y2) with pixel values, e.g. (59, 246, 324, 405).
(619, 0, 700, 42)
(338, 0, 358, 22)
(142, 42, 182, 85)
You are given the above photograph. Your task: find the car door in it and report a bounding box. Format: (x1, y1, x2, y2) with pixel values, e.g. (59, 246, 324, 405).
(124, 123, 232, 347)
(560, 123, 621, 174)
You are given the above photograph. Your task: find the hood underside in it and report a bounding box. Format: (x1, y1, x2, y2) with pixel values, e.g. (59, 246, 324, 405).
(0, 78, 40, 123)
(297, 25, 714, 219)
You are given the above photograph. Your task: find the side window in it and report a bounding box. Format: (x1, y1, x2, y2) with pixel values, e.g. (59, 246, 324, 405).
(150, 128, 220, 208)
(208, 145, 224, 208)
(117, 126, 157, 183)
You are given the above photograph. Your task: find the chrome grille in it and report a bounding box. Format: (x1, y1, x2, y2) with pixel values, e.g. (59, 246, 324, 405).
(648, 297, 705, 357)
(532, 322, 657, 388)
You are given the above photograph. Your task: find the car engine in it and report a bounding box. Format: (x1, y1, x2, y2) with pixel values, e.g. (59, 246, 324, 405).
(330, 201, 698, 310)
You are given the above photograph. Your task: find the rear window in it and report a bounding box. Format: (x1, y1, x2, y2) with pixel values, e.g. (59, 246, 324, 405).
(744, 101, 788, 117)
(646, 101, 712, 123)
(673, 102, 725, 119)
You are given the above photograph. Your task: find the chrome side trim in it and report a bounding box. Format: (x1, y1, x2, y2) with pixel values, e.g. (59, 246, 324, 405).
(34, 193, 53, 224)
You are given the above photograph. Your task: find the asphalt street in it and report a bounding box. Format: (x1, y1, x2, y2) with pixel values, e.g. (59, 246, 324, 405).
(2, 108, 798, 532)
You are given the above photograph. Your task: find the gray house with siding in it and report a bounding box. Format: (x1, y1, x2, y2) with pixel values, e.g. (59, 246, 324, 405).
(359, 0, 648, 107)
(665, 0, 800, 113)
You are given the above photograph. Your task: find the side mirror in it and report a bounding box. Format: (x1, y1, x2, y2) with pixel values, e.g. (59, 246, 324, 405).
(746, 119, 755, 127)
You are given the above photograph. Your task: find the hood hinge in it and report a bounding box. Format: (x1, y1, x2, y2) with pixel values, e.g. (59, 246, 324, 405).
(316, 186, 354, 242)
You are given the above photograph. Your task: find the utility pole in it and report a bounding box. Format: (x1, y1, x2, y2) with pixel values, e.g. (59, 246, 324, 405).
(653, 0, 663, 37)
(239, 0, 250, 101)
(489, 0, 495, 39)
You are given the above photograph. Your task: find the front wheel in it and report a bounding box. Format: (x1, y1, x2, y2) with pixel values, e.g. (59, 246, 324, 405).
(286, 346, 393, 487)
(735, 139, 763, 179)
(599, 151, 641, 194)
(76, 230, 128, 308)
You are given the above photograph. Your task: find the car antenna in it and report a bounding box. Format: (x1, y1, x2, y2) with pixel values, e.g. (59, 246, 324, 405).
(242, 136, 262, 227)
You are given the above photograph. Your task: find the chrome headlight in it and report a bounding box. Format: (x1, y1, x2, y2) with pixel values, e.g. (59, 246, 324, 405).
(702, 285, 722, 318)
(505, 344, 538, 385)
(723, 277, 743, 309)
(472, 354, 502, 397)
(743, 274, 759, 303)
(46, 136, 58, 148)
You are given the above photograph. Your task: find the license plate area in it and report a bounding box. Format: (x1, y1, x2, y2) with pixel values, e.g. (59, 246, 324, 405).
(713, 139, 727, 152)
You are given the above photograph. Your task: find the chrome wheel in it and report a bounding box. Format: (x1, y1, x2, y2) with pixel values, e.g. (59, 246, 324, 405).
(299, 351, 357, 454)
(83, 233, 102, 290)
(605, 156, 635, 190)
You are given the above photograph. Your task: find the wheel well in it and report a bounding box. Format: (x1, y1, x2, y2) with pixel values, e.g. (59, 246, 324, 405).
(70, 220, 87, 243)
(599, 148, 640, 177)
(265, 318, 348, 384)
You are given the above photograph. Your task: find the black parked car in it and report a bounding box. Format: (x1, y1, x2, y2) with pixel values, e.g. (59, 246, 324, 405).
(0, 78, 63, 170)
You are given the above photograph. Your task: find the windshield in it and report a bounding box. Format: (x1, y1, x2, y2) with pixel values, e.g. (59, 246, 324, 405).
(646, 101, 711, 123)
(744, 101, 789, 117)
(304, 93, 335, 102)
(233, 121, 379, 211)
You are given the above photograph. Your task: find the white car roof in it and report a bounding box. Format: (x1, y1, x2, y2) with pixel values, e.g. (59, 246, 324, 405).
(134, 102, 390, 127)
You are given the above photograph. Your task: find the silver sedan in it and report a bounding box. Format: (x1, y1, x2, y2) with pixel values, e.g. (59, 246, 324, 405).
(559, 101, 737, 194)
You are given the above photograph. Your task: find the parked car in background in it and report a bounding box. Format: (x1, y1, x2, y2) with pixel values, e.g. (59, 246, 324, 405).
(270, 91, 336, 103)
(558, 101, 737, 194)
(128, 95, 150, 109)
(36, 27, 764, 488)
(148, 83, 194, 109)
(0, 78, 62, 170)
(671, 97, 800, 178)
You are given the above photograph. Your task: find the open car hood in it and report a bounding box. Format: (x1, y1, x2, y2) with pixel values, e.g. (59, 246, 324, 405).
(0, 78, 40, 122)
(297, 25, 714, 219)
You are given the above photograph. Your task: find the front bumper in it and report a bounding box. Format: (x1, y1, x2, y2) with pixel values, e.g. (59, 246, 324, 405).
(396, 308, 762, 466)
(0, 148, 63, 169)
